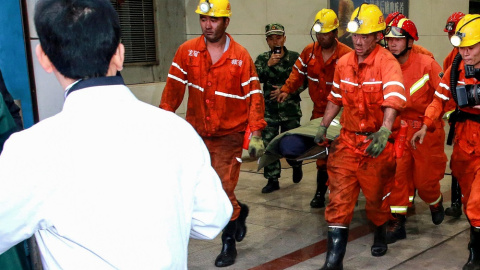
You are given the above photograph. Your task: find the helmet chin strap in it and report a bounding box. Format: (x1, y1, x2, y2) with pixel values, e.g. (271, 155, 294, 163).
(392, 37, 411, 59)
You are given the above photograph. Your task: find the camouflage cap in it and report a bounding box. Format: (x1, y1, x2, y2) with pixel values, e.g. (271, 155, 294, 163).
(265, 23, 285, 36)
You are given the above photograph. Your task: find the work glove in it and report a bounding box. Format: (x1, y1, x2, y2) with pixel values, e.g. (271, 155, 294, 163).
(365, 126, 392, 158)
(314, 126, 328, 145)
(248, 135, 265, 158)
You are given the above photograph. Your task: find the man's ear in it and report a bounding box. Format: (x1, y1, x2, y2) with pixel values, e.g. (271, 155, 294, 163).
(107, 43, 125, 76)
(35, 44, 54, 73)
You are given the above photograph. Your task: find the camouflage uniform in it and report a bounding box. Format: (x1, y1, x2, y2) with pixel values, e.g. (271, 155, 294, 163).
(255, 47, 305, 180)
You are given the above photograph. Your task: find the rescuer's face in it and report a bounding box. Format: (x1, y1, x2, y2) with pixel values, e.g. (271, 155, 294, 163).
(200, 15, 229, 43)
(459, 42, 480, 68)
(316, 31, 337, 50)
(385, 37, 407, 55)
(352, 32, 379, 60)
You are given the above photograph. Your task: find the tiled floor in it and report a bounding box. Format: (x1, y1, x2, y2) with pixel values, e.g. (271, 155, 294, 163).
(188, 132, 471, 270)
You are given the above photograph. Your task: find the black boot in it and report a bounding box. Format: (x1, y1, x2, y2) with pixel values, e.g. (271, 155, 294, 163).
(386, 214, 406, 244)
(262, 178, 279, 193)
(430, 196, 445, 225)
(215, 221, 237, 267)
(235, 201, 249, 242)
(446, 176, 462, 218)
(371, 222, 388, 257)
(292, 164, 303, 183)
(320, 226, 348, 270)
(311, 170, 328, 208)
(464, 226, 480, 270)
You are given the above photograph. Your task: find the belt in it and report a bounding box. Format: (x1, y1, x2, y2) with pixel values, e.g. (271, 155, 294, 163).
(355, 132, 372, 136)
(406, 119, 422, 129)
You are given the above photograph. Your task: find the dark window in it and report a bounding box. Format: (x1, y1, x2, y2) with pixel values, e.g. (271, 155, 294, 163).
(110, 0, 157, 65)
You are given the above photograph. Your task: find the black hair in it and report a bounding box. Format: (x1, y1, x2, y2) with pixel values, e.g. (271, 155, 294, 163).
(34, 0, 121, 79)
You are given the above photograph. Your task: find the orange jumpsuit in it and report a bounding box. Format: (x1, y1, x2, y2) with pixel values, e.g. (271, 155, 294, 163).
(443, 47, 459, 71)
(326, 45, 406, 226)
(160, 34, 266, 220)
(423, 62, 480, 227)
(280, 40, 352, 120)
(389, 52, 447, 214)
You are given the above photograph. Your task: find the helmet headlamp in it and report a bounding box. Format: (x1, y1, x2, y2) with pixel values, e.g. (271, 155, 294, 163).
(313, 20, 323, 32)
(445, 21, 455, 33)
(347, 17, 362, 33)
(199, 0, 211, 13)
(450, 32, 464, 47)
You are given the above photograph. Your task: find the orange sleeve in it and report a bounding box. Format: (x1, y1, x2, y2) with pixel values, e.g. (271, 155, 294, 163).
(327, 59, 344, 107)
(243, 55, 267, 132)
(380, 53, 406, 112)
(424, 67, 453, 130)
(159, 45, 188, 112)
(280, 44, 311, 94)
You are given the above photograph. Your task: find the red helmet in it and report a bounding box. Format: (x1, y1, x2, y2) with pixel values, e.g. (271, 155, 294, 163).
(385, 12, 406, 26)
(385, 18, 419, 41)
(444, 12, 465, 33)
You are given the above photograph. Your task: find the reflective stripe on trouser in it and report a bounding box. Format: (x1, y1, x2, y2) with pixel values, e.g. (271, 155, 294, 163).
(325, 138, 395, 226)
(203, 133, 244, 221)
(451, 142, 480, 227)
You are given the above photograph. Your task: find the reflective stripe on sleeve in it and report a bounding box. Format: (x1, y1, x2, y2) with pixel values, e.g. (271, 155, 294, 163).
(241, 77, 259, 87)
(307, 75, 319, 82)
(294, 65, 307, 75)
(383, 81, 405, 90)
(384, 92, 407, 101)
(298, 57, 307, 67)
(341, 80, 358, 86)
(215, 89, 263, 100)
(410, 74, 429, 96)
(434, 91, 449, 101)
(168, 74, 187, 85)
(172, 62, 187, 75)
(330, 91, 342, 99)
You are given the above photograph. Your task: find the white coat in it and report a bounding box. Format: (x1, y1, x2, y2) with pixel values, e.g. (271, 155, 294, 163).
(0, 77, 232, 269)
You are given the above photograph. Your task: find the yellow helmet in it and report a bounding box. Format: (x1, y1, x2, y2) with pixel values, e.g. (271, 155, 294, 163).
(195, 0, 231, 17)
(347, 3, 385, 34)
(450, 14, 480, 47)
(313, 9, 339, 33)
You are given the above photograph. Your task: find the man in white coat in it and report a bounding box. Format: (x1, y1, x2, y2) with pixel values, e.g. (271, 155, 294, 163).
(0, 0, 232, 269)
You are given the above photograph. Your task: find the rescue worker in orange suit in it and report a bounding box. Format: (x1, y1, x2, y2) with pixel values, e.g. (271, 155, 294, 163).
(442, 11, 466, 219)
(412, 14, 480, 270)
(385, 12, 435, 59)
(159, 0, 266, 267)
(314, 4, 406, 269)
(384, 17, 447, 244)
(276, 9, 352, 208)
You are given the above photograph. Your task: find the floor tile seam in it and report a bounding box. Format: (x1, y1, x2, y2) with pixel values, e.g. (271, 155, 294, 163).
(386, 227, 470, 270)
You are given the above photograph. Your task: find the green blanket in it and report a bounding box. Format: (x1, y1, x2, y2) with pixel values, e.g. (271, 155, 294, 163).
(257, 114, 342, 171)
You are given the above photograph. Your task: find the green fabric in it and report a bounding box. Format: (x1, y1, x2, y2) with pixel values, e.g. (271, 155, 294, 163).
(248, 135, 265, 158)
(0, 93, 16, 153)
(0, 242, 30, 270)
(254, 48, 305, 124)
(258, 115, 342, 171)
(365, 126, 392, 158)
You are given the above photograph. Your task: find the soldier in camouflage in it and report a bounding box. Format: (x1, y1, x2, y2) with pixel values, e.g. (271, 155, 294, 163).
(255, 23, 306, 193)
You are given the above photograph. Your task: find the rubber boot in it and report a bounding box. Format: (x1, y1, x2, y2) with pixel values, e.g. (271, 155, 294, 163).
(386, 214, 406, 244)
(446, 175, 462, 218)
(292, 164, 303, 183)
(371, 222, 388, 257)
(430, 196, 445, 225)
(311, 169, 328, 208)
(262, 178, 280, 193)
(215, 221, 237, 267)
(235, 201, 249, 242)
(320, 226, 349, 270)
(463, 226, 480, 270)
